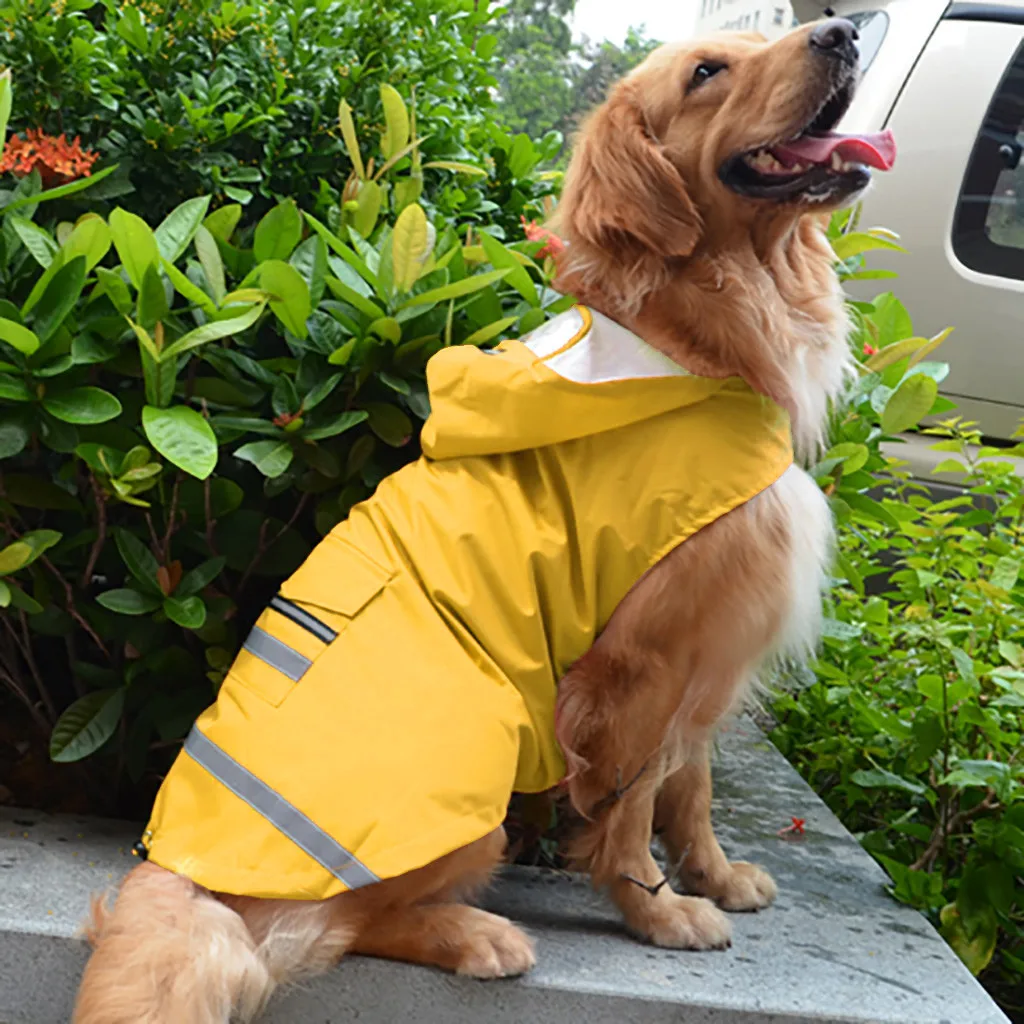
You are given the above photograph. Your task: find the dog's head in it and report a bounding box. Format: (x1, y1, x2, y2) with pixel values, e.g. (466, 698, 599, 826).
(554, 20, 894, 306)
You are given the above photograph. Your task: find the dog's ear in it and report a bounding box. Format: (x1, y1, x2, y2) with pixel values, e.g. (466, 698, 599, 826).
(559, 84, 702, 259)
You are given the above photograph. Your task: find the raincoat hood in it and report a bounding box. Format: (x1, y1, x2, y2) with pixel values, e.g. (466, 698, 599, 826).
(421, 306, 731, 460)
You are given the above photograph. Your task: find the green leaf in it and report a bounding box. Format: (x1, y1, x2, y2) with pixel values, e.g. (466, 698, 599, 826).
(824, 442, 869, 475)
(844, 492, 901, 529)
(870, 292, 914, 347)
(204, 203, 242, 242)
(391, 202, 430, 293)
(162, 258, 217, 315)
(20, 251, 64, 318)
(155, 196, 211, 263)
(163, 594, 206, 629)
(254, 200, 303, 263)
(137, 262, 169, 328)
(32, 255, 86, 344)
(463, 316, 517, 346)
(399, 268, 511, 309)
(831, 231, 906, 261)
(260, 260, 310, 338)
(850, 767, 926, 796)
(379, 83, 410, 160)
(42, 387, 122, 425)
(990, 556, 1021, 592)
(0, 68, 11, 146)
(302, 409, 367, 441)
(303, 373, 342, 412)
(159, 302, 265, 362)
(194, 224, 226, 305)
(9, 216, 58, 268)
(64, 215, 112, 271)
(327, 338, 358, 367)
(1, 164, 118, 215)
(393, 176, 423, 215)
(835, 552, 864, 597)
(350, 179, 382, 238)
(0, 318, 40, 355)
(423, 160, 487, 177)
(0, 374, 32, 402)
(96, 267, 133, 315)
(0, 579, 9, 607)
(109, 207, 160, 290)
(369, 317, 401, 343)
(478, 232, 538, 306)
(96, 587, 162, 614)
(507, 134, 538, 179)
(365, 403, 413, 447)
(176, 557, 226, 598)
(234, 439, 293, 477)
(337, 99, 365, 180)
(0, 529, 61, 573)
(142, 404, 218, 479)
(821, 617, 864, 641)
(289, 235, 328, 308)
(950, 647, 977, 687)
(222, 184, 252, 204)
(880, 373, 939, 434)
(7, 585, 41, 614)
(0, 419, 30, 459)
(864, 336, 928, 372)
(50, 688, 125, 762)
(114, 528, 161, 590)
(940, 903, 997, 976)
(304, 213, 378, 289)
(325, 275, 385, 320)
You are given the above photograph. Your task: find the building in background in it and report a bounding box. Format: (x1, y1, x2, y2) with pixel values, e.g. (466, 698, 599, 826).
(695, 0, 798, 38)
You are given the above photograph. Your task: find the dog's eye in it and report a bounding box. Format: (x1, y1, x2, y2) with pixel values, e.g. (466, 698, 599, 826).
(690, 62, 726, 90)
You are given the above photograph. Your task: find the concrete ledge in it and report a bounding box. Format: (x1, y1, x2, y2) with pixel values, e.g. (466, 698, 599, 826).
(0, 721, 1009, 1024)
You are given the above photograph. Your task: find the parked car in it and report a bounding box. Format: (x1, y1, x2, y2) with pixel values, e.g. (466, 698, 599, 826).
(794, 0, 1024, 479)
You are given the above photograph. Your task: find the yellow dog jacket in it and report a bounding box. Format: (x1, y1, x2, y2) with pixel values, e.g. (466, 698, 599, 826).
(143, 305, 793, 900)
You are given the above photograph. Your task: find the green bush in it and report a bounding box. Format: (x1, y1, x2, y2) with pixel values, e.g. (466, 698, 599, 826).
(771, 209, 1024, 1009)
(0, 72, 569, 804)
(1, 0, 561, 229)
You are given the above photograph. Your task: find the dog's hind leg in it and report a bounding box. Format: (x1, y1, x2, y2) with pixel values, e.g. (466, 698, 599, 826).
(352, 903, 535, 978)
(347, 825, 534, 979)
(74, 862, 271, 1024)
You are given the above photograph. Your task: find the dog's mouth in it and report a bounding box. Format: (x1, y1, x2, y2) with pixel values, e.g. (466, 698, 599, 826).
(719, 80, 896, 203)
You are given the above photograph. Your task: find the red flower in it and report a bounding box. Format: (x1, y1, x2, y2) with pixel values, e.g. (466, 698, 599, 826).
(863, 341, 879, 357)
(0, 129, 99, 186)
(521, 215, 565, 260)
(777, 816, 806, 838)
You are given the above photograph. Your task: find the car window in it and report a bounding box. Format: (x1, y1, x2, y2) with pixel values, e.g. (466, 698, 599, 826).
(847, 11, 889, 72)
(953, 42, 1024, 281)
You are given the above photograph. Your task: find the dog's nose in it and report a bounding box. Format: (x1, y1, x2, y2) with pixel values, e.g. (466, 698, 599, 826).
(809, 18, 859, 57)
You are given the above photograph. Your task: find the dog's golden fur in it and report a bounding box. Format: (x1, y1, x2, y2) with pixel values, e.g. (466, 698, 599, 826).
(74, 24, 859, 1022)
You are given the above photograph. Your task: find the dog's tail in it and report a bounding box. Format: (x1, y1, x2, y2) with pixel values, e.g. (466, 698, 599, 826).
(73, 862, 273, 1024)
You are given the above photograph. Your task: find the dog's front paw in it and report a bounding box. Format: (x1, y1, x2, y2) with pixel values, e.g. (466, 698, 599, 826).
(695, 861, 777, 912)
(628, 893, 732, 950)
(455, 913, 536, 979)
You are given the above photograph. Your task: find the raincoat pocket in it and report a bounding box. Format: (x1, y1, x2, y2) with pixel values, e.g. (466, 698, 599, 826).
(229, 535, 394, 707)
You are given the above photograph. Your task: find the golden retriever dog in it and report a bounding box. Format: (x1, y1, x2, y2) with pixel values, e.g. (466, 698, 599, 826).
(74, 18, 894, 1022)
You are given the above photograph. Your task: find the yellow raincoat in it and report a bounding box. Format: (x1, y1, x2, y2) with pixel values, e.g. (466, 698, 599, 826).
(143, 305, 793, 900)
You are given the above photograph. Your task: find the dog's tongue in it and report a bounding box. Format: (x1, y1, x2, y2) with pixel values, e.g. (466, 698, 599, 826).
(773, 129, 896, 171)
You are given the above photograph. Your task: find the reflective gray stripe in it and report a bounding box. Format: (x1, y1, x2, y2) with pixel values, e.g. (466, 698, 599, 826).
(242, 627, 311, 682)
(269, 597, 337, 644)
(184, 726, 379, 890)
